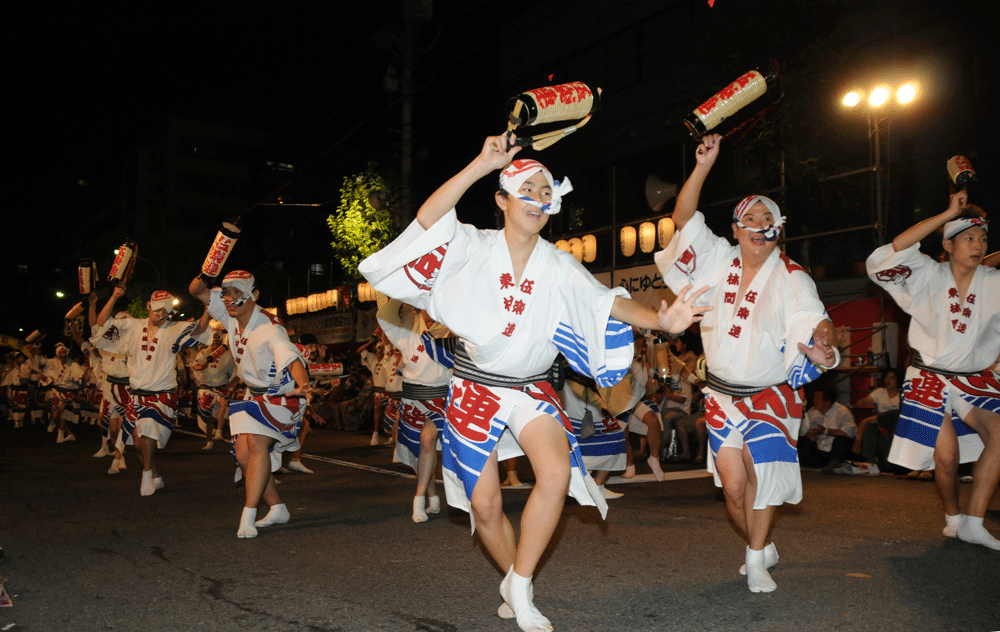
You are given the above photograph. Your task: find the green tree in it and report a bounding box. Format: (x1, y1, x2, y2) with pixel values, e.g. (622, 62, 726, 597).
(326, 166, 398, 281)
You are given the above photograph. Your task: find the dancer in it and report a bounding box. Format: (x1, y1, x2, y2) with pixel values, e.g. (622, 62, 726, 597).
(190, 270, 309, 539)
(867, 190, 999, 549)
(656, 134, 838, 592)
(45, 342, 87, 443)
(89, 294, 133, 473)
(93, 286, 209, 495)
(378, 298, 453, 522)
(360, 132, 708, 631)
(191, 330, 237, 450)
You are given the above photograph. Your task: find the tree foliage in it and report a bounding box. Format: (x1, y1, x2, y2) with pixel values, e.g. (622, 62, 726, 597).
(326, 166, 398, 281)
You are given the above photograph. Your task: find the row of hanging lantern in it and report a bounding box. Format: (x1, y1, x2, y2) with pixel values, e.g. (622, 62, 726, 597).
(553, 234, 597, 263)
(357, 282, 377, 303)
(620, 217, 675, 257)
(286, 289, 340, 316)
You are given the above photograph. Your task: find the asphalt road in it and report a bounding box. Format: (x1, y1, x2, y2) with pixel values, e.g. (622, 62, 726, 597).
(1, 421, 998, 632)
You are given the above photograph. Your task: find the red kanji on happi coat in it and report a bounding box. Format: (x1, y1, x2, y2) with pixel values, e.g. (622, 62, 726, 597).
(448, 381, 501, 443)
(910, 371, 946, 407)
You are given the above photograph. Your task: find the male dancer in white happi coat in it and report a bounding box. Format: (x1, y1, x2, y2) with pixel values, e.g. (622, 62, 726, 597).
(656, 134, 839, 592)
(377, 297, 453, 522)
(190, 270, 310, 539)
(360, 132, 708, 632)
(93, 286, 210, 496)
(867, 190, 1000, 549)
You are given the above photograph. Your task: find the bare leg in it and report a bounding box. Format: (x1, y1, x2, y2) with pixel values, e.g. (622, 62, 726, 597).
(415, 419, 439, 498)
(235, 434, 282, 509)
(960, 408, 1000, 519)
(935, 415, 961, 517)
(741, 445, 776, 550)
(413, 419, 439, 523)
(714, 446, 749, 542)
(470, 449, 516, 571)
(514, 415, 571, 577)
(645, 412, 663, 461)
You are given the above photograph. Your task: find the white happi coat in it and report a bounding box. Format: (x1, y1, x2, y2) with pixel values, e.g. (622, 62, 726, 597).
(92, 317, 207, 393)
(207, 290, 305, 455)
(655, 212, 828, 388)
(867, 243, 1000, 468)
(377, 299, 452, 390)
(360, 210, 631, 382)
(378, 299, 452, 470)
(360, 210, 634, 522)
(656, 211, 828, 507)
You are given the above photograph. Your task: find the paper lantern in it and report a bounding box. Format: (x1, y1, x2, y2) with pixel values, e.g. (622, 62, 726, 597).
(582, 234, 596, 262)
(620, 226, 636, 257)
(285, 299, 296, 315)
(554, 239, 571, 253)
(639, 221, 656, 253)
(568, 237, 583, 262)
(658, 217, 675, 248)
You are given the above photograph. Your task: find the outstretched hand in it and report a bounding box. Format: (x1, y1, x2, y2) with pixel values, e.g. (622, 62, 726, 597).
(798, 321, 837, 368)
(657, 285, 712, 334)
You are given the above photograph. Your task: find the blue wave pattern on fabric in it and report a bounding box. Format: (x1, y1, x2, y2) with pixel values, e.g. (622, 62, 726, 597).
(554, 319, 631, 388)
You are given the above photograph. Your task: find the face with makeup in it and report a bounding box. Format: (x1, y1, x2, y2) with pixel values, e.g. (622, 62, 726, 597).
(496, 172, 553, 237)
(733, 202, 781, 264)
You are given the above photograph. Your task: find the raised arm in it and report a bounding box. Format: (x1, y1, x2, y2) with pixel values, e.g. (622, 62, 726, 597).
(672, 134, 722, 230)
(96, 285, 126, 327)
(189, 275, 212, 306)
(416, 134, 521, 230)
(891, 190, 966, 252)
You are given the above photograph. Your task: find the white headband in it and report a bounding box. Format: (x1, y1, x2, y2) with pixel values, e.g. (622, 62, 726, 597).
(149, 291, 175, 314)
(499, 159, 573, 215)
(733, 195, 784, 242)
(221, 271, 256, 307)
(944, 217, 987, 241)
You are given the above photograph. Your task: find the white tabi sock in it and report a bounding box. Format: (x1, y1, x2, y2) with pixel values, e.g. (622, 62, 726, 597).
(412, 496, 428, 523)
(140, 470, 156, 496)
(956, 515, 1000, 550)
(238, 507, 258, 538)
(943, 513, 965, 538)
(254, 503, 290, 528)
(499, 566, 553, 632)
(745, 546, 777, 593)
(740, 541, 778, 575)
(427, 495, 441, 514)
(647, 456, 664, 481)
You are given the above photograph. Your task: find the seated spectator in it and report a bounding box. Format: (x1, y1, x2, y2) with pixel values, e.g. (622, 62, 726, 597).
(854, 368, 902, 471)
(798, 386, 858, 470)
